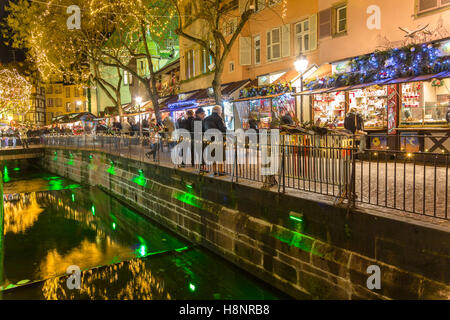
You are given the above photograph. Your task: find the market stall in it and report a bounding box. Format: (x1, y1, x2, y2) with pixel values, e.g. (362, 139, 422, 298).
(233, 83, 296, 129)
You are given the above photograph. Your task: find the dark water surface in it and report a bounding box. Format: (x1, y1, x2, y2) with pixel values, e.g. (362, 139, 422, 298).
(0, 161, 289, 300)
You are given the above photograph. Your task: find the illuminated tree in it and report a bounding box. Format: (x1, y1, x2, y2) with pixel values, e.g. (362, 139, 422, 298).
(172, 0, 255, 105)
(3, 0, 178, 120)
(0, 67, 32, 118)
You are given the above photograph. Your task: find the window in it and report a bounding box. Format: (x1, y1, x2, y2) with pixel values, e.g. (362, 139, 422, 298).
(254, 35, 261, 64)
(83, 88, 87, 97)
(47, 86, 53, 94)
(296, 20, 310, 53)
(47, 98, 53, 107)
(65, 87, 70, 98)
(201, 49, 213, 74)
(55, 85, 62, 94)
(267, 27, 281, 61)
(295, 15, 317, 55)
(124, 71, 133, 85)
(185, 49, 195, 79)
(41, 87, 45, 95)
(418, 0, 450, 14)
(335, 5, 347, 34)
(319, 9, 331, 39)
(56, 98, 62, 107)
(229, 61, 235, 73)
(66, 102, 71, 112)
(74, 87, 79, 97)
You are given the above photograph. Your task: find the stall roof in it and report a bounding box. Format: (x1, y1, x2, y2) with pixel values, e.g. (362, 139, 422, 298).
(295, 71, 450, 95)
(164, 79, 251, 110)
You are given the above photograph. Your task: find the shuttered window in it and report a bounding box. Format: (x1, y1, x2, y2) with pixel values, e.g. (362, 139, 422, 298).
(418, 0, 450, 13)
(319, 9, 331, 39)
(185, 49, 195, 79)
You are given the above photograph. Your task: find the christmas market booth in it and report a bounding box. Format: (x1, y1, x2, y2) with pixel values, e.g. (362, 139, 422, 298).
(233, 82, 297, 130)
(299, 39, 450, 153)
(163, 80, 250, 130)
(51, 112, 97, 134)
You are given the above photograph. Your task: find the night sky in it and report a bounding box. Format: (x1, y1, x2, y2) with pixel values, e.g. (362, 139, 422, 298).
(0, 0, 25, 64)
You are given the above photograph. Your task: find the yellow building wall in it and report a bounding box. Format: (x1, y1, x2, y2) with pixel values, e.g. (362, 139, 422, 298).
(45, 83, 87, 124)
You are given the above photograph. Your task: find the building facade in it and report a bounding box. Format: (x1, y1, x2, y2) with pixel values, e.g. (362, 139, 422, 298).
(45, 80, 88, 124)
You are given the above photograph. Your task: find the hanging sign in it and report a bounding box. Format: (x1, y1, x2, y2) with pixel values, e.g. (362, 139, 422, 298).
(387, 85, 397, 135)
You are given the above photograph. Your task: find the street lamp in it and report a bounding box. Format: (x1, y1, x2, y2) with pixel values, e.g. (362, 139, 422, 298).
(76, 100, 82, 111)
(294, 55, 309, 123)
(135, 96, 142, 137)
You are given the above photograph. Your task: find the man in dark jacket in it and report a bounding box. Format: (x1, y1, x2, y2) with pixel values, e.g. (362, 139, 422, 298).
(344, 107, 366, 152)
(203, 105, 227, 176)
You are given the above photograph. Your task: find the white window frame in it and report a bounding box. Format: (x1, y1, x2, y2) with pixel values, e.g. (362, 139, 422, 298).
(295, 20, 310, 54)
(254, 35, 261, 65)
(267, 27, 281, 62)
(336, 5, 347, 34)
(65, 102, 71, 113)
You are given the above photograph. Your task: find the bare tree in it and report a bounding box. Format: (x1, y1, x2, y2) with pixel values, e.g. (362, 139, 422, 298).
(172, 0, 255, 105)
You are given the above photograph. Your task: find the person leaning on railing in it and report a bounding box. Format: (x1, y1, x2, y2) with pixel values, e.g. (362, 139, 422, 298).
(344, 107, 367, 153)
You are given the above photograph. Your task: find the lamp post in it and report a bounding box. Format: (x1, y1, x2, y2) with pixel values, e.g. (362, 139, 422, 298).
(135, 97, 142, 137)
(294, 55, 309, 123)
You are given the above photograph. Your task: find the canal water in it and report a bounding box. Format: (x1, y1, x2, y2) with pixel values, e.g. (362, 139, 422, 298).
(0, 160, 289, 300)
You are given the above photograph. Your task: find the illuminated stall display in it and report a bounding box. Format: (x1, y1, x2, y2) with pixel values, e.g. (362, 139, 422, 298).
(312, 91, 346, 128)
(400, 78, 449, 127)
(349, 85, 388, 130)
(235, 94, 296, 130)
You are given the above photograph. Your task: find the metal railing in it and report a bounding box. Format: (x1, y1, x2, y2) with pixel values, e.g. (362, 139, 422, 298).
(39, 132, 450, 221)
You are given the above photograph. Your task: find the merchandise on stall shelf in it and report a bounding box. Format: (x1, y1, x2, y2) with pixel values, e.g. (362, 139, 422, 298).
(400, 78, 449, 126)
(312, 91, 346, 128)
(349, 85, 387, 129)
(235, 94, 296, 130)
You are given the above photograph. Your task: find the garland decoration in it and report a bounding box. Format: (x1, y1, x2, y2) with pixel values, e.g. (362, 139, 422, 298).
(239, 82, 294, 99)
(305, 42, 450, 91)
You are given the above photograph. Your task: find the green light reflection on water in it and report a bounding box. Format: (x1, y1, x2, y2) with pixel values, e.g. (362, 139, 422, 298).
(67, 153, 74, 166)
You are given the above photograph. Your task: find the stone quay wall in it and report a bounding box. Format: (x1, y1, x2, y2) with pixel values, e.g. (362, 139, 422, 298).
(40, 148, 450, 300)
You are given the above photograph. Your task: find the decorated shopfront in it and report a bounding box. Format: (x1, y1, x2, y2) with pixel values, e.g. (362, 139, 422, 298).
(164, 80, 250, 130)
(301, 39, 450, 152)
(234, 83, 296, 129)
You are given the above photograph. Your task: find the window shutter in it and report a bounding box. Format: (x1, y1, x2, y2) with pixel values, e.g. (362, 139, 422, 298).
(239, 37, 252, 66)
(272, 28, 281, 59)
(267, 31, 271, 61)
(319, 9, 331, 39)
(309, 14, 317, 51)
(418, 0, 438, 12)
(282, 24, 291, 58)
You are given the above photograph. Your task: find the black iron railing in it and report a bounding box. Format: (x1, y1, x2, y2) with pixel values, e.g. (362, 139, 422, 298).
(38, 132, 449, 220)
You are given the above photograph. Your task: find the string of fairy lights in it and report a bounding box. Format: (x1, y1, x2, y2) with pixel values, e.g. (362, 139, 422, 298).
(28, 0, 191, 18)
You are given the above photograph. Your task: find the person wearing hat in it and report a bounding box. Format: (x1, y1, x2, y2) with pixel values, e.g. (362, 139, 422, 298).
(203, 105, 227, 176)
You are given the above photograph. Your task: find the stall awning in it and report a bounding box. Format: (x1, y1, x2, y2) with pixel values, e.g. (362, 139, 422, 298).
(165, 79, 251, 110)
(295, 71, 450, 95)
